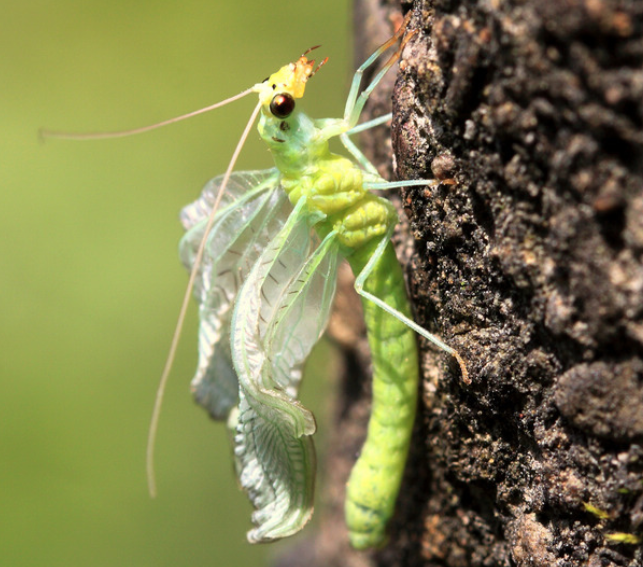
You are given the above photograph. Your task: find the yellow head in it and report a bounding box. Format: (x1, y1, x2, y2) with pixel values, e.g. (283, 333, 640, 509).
(254, 49, 327, 118)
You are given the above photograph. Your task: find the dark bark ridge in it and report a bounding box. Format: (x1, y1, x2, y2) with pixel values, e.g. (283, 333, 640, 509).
(389, 1, 643, 566)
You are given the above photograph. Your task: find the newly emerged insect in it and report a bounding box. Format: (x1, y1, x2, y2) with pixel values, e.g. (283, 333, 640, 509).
(43, 12, 467, 550)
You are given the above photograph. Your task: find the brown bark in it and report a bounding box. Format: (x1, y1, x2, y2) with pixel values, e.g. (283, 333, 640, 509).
(275, 1, 643, 565)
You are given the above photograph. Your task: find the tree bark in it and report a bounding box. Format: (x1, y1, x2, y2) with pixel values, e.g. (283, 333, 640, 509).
(275, 1, 643, 565)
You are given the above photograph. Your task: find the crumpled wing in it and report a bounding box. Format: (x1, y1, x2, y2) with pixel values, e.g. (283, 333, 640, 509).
(179, 169, 290, 420)
(230, 202, 340, 542)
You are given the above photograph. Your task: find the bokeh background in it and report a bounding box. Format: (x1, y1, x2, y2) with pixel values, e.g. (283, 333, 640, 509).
(1, 1, 350, 565)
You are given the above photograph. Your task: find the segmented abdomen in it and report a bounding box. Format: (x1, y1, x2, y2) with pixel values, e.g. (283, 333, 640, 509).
(344, 240, 419, 549)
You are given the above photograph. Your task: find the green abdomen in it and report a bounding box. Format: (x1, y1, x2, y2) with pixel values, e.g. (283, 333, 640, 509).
(344, 241, 419, 549)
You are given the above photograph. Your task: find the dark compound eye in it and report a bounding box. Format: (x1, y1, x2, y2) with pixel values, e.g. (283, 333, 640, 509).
(270, 93, 295, 119)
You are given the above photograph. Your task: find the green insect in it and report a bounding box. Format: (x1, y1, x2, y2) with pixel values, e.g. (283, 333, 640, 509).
(172, 17, 467, 548)
(44, 13, 467, 550)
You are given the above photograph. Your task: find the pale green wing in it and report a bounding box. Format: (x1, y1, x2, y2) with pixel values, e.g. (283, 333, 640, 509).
(230, 202, 340, 542)
(179, 169, 291, 420)
(263, 230, 340, 398)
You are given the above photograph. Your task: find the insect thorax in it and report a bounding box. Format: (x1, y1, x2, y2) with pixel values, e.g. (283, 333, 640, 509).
(258, 109, 398, 252)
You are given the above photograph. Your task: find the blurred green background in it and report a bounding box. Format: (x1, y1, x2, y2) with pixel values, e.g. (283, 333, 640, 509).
(1, 1, 350, 565)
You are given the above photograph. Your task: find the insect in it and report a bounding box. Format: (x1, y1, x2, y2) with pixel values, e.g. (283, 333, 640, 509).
(43, 12, 467, 550)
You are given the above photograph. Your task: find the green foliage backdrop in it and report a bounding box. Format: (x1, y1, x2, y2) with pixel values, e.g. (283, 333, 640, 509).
(1, 1, 348, 565)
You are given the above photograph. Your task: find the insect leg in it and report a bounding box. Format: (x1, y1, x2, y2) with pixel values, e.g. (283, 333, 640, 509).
(345, 113, 393, 136)
(363, 179, 447, 190)
(354, 228, 469, 382)
(343, 12, 414, 130)
(344, 231, 419, 549)
(343, 13, 411, 124)
(340, 134, 379, 175)
(339, 115, 394, 175)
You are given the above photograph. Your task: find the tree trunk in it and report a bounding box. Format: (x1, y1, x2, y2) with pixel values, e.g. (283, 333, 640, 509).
(275, 1, 643, 565)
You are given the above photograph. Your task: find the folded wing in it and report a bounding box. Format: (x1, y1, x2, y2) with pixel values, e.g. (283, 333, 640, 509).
(231, 202, 340, 542)
(179, 169, 288, 419)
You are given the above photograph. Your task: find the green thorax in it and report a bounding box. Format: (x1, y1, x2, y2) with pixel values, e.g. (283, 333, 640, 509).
(258, 109, 398, 253)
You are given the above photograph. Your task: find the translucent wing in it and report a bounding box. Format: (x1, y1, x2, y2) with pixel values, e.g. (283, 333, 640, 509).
(179, 169, 292, 419)
(263, 230, 340, 399)
(230, 202, 340, 542)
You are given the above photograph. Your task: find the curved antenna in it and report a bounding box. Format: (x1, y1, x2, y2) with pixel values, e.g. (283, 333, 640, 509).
(302, 45, 321, 56)
(40, 88, 255, 141)
(146, 99, 263, 498)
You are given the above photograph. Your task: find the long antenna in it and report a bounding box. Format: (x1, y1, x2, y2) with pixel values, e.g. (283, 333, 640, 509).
(145, 100, 263, 498)
(40, 88, 255, 141)
(41, 82, 262, 496)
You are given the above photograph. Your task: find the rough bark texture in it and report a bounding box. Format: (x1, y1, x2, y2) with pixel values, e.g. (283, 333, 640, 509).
(275, 1, 643, 566)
